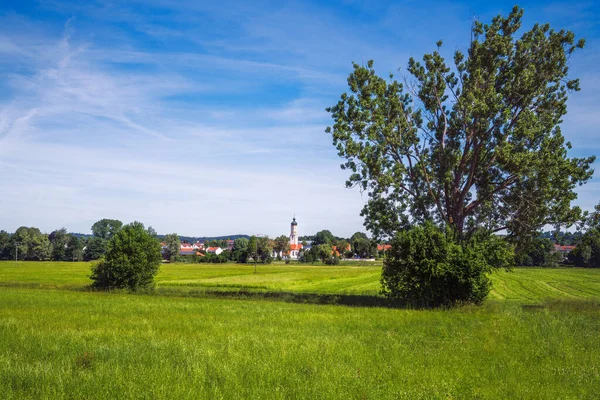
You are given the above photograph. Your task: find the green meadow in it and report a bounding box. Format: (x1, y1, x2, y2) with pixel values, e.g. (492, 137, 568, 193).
(1, 262, 599, 399)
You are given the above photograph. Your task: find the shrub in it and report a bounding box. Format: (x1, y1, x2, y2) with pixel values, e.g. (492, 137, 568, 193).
(324, 255, 340, 265)
(90, 222, 162, 290)
(381, 223, 513, 307)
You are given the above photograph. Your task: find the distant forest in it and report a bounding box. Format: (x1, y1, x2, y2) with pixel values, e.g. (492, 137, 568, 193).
(71, 233, 250, 243)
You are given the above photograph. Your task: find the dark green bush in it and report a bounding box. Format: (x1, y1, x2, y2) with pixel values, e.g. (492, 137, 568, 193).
(569, 228, 600, 267)
(90, 222, 162, 290)
(515, 237, 560, 267)
(324, 255, 340, 265)
(381, 223, 513, 307)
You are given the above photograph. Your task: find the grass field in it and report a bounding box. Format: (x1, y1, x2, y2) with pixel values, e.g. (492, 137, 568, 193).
(1, 261, 599, 399)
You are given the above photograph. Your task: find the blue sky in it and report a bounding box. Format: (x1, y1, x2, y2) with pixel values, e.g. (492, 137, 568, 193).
(0, 0, 599, 238)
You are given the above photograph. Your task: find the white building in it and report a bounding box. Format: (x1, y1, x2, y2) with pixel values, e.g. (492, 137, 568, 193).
(206, 247, 223, 255)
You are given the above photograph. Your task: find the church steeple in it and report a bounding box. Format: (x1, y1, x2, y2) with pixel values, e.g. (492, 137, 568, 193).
(290, 216, 298, 245)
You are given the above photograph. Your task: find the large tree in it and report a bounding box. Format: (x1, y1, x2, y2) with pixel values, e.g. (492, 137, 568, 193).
(65, 235, 84, 261)
(0, 230, 10, 260)
(273, 235, 291, 258)
(326, 7, 594, 243)
(163, 233, 181, 262)
(49, 228, 70, 261)
(312, 230, 335, 246)
(9, 227, 51, 261)
(91, 219, 123, 241)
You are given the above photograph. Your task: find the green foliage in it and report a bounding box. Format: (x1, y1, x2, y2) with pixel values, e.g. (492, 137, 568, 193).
(381, 223, 514, 307)
(312, 230, 335, 246)
(164, 233, 180, 262)
(324, 255, 340, 265)
(326, 7, 594, 241)
(515, 237, 560, 267)
(298, 251, 314, 264)
(352, 237, 376, 258)
(90, 219, 123, 240)
(0, 230, 10, 260)
(273, 235, 291, 256)
(245, 236, 272, 265)
(316, 244, 333, 262)
(49, 228, 70, 261)
(65, 235, 84, 261)
(90, 222, 162, 290)
(84, 236, 107, 261)
(7, 226, 51, 261)
(350, 232, 369, 242)
(569, 229, 600, 268)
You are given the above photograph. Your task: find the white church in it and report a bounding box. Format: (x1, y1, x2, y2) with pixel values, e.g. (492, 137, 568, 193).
(273, 216, 303, 259)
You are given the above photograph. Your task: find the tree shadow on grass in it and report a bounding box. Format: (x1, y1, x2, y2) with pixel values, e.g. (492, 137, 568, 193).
(155, 287, 410, 308)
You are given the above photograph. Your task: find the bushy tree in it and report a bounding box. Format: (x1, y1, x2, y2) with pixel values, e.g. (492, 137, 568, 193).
(382, 223, 513, 307)
(246, 236, 272, 270)
(65, 235, 84, 261)
(335, 240, 350, 254)
(232, 237, 249, 262)
(164, 233, 180, 262)
(91, 219, 123, 241)
(569, 229, 600, 268)
(352, 237, 375, 259)
(28, 234, 51, 261)
(8, 226, 51, 261)
(0, 230, 10, 260)
(324, 255, 341, 265)
(49, 228, 70, 261)
(515, 237, 559, 267)
(84, 236, 107, 261)
(316, 244, 333, 263)
(273, 235, 290, 258)
(90, 222, 162, 290)
(312, 230, 335, 246)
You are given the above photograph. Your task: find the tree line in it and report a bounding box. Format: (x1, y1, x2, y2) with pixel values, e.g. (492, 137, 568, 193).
(0, 219, 383, 264)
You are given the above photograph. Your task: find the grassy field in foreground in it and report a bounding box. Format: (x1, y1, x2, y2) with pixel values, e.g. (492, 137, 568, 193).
(0, 262, 599, 398)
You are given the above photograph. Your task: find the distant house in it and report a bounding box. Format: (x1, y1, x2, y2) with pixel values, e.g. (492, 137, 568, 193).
(192, 242, 204, 250)
(179, 243, 198, 256)
(179, 249, 204, 256)
(226, 240, 235, 251)
(377, 244, 392, 252)
(553, 244, 575, 255)
(332, 243, 351, 257)
(206, 247, 223, 255)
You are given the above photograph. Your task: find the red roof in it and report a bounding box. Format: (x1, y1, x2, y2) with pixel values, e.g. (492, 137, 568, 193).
(290, 243, 303, 251)
(377, 244, 392, 251)
(554, 245, 575, 251)
(332, 244, 351, 252)
(206, 247, 221, 251)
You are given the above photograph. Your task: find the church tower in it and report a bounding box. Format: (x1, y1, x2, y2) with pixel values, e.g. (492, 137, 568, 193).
(289, 216, 298, 245)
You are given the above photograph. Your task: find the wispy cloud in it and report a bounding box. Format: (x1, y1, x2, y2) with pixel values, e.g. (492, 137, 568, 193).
(0, 0, 599, 237)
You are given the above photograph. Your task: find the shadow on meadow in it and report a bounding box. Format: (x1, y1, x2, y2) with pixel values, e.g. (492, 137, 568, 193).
(154, 287, 600, 311)
(154, 287, 410, 308)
